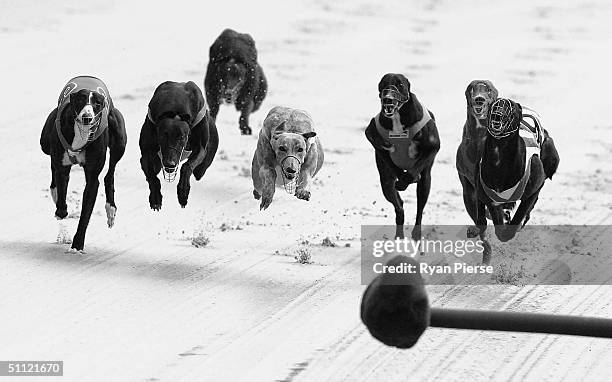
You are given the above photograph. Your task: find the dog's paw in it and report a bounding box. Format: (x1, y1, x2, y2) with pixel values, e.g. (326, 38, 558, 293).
(411, 225, 422, 241)
(149, 191, 162, 211)
(66, 247, 85, 255)
(253, 189, 261, 200)
(105, 203, 117, 228)
(178, 183, 190, 208)
(70, 237, 85, 252)
(55, 208, 68, 220)
(240, 126, 253, 135)
(466, 225, 482, 238)
(295, 188, 311, 201)
(260, 194, 273, 210)
(494, 225, 516, 242)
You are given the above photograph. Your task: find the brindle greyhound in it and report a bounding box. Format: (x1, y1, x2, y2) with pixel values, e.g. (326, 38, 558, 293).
(468, 98, 559, 252)
(365, 73, 440, 240)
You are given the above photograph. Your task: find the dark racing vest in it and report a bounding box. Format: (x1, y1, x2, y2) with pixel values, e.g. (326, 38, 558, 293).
(55, 76, 112, 153)
(374, 96, 431, 169)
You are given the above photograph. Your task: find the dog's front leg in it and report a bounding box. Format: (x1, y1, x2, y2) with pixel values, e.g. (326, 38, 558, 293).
(295, 145, 319, 201)
(467, 199, 488, 238)
(258, 164, 276, 210)
(295, 171, 313, 201)
(496, 192, 539, 242)
(239, 101, 254, 135)
(140, 150, 162, 211)
(177, 146, 206, 208)
(53, 162, 71, 219)
(72, 163, 103, 251)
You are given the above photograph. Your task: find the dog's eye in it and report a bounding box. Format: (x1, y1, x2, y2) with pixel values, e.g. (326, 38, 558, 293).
(279, 146, 287, 152)
(297, 148, 304, 152)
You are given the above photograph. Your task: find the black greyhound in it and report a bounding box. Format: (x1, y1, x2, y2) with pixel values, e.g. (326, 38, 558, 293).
(139, 81, 218, 210)
(40, 76, 127, 251)
(456, 80, 499, 261)
(365, 73, 440, 240)
(204, 28, 267, 135)
(469, 98, 559, 252)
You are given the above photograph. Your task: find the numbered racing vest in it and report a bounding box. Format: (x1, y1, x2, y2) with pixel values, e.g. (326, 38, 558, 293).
(374, 96, 432, 169)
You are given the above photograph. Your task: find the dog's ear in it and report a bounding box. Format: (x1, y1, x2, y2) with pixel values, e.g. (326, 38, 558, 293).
(485, 80, 499, 99)
(271, 121, 286, 139)
(513, 101, 523, 120)
(69, 92, 77, 107)
(399, 75, 411, 97)
(185, 81, 206, 122)
(465, 81, 475, 103)
(378, 74, 391, 94)
(302, 132, 316, 140)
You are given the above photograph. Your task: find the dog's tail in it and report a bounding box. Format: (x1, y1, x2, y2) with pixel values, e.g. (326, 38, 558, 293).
(540, 129, 560, 180)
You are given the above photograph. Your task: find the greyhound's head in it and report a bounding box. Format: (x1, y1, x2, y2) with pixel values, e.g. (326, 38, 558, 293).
(378, 73, 411, 118)
(465, 80, 498, 121)
(487, 98, 522, 139)
(270, 123, 316, 180)
(69, 89, 106, 141)
(219, 58, 247, 104)
(155, 114, 191, 179)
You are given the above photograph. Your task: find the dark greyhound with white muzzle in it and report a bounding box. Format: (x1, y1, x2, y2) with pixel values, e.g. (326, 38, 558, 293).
(139, 81, 219, 210)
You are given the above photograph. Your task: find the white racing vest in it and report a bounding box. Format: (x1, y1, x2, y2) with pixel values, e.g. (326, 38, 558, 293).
(480, 108, 543, 205)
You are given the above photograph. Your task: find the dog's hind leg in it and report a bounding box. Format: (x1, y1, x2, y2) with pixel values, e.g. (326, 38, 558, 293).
(412, 167, 432, 241)
(376, 152, 404, 238)
(104, 110, 127, 228)
(193, 121, 219, 181)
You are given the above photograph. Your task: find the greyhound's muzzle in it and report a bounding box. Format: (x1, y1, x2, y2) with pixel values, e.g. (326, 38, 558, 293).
(488, 98, 519, 139)
(380, 86, 408, 118)
(280, 155, 301, 194)
(159, 146, 184, 182)
(472, 96, 488, 118)
(222, 83, 242, 104)
(75, 109, 102, 142)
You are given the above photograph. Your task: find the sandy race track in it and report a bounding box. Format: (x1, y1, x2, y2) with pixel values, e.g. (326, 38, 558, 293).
(1, 0, 612, 380)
